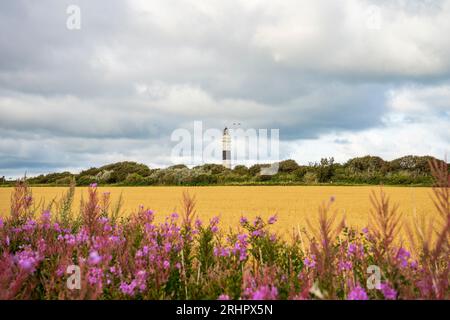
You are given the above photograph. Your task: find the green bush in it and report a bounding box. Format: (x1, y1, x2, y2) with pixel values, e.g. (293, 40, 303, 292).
(278, 159, 299, 173)
(55, 176, 74, 185)
(303, 172, 318, 184)
(233, 165, 249, 176)
(23, 155, 446, 186)
(76, 175, 96, 186)
(293, 167, 307, 180)
(124, 173, 145, 185)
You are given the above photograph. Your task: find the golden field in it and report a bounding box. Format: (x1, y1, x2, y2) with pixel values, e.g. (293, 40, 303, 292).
(0, 186, 437, 238)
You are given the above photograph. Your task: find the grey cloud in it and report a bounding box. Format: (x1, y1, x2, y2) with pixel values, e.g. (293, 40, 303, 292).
(0, 0, 449, 177)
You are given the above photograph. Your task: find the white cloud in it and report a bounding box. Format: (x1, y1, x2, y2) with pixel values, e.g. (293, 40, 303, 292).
(251, 0, 450, 76)
(388, 84, 450, 113)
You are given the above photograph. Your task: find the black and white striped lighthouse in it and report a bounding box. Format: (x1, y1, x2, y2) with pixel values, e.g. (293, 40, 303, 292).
(222, 127, 231, 169)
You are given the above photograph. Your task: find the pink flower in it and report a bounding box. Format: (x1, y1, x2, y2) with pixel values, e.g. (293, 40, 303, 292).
(195, 218, 202, 229)
(347, 285, 368, 300)
(135, 270, 147, 292)
(163, 260, 170, 269)
(253, 216, 263, 228)
(164, 242, 172, 253)
(25, 195, 33, 205)
(338, 260, 353, 271)
(88, 251, 102, 265)
(210, 216, 220, 224)
(18, 259, 34, 272)
(120, 281, 137, 296)
(214, 246, 231, 257)
(268, 215, 277, 225)
(303, 255, 316, 268)
(237, 233, 248, 242)
(56, 266, 65, 277)
(99, 217, 109, 224)
(239, 216, 248, 226)
(88, 267, 103, 286)
(252, 230, 263, 237)
(41, 210, 51, 222)
(380, 283, 397, 300)
(250, 285, 278, 300)
(347, 243, 357, 256)
(53, 223, 61, 233)
(395, 248, 411, 268)
(209, 216, 220, 233)
(15, 249, 40, 273)
(40, 211, 52, 229)
(218, 294, 230, 300)
(76, 228, 89, 244)
(22, 219, 37, 233)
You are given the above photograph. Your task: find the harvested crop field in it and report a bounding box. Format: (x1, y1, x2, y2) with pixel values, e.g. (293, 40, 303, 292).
(0, 186, 437, 236)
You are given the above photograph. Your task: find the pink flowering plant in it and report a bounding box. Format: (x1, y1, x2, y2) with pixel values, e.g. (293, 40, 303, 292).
(0, 160, 448, 300)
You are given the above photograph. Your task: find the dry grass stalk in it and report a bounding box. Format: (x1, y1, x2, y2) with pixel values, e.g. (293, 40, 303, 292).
(10, 178, 34, 223)
(369, 188, 402, 257)
(181, 190, 197, 230)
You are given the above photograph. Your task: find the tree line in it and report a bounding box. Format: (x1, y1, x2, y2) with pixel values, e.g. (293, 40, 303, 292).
(5, 155, 447, 187)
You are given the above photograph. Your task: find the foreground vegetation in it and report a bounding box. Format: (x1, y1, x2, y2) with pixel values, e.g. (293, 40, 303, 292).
(4, 155, 449, 187)
(0, 160, 448, 300)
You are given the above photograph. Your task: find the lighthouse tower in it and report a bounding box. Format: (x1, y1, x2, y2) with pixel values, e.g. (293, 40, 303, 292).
(222, 127, 231, 169)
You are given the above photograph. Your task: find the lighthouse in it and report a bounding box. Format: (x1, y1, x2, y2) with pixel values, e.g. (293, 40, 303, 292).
(222, 127, 231, 169)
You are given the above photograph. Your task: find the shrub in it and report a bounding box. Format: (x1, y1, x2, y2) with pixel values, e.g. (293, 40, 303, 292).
(124, 173, 145, 186)
(293, 167, 308, 180)
(23, 156, 447, 186)
(76, 175, 97, 186)
(233, 165, 249, 176)
(303, 172, 318, 184)
(55, 176, 74, 185)
(316, 158, 335, 183)
(278, 160, 300, 173)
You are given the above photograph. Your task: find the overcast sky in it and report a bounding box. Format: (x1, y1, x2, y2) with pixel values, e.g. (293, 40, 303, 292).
(1, 0, 449, 178)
